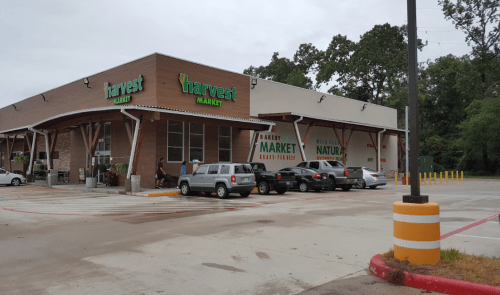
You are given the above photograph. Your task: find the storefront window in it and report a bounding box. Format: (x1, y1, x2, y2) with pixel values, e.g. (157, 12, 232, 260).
(189, 123, 204, 162)
(168, 121, 184, 162)
(219, 126, 231, 162)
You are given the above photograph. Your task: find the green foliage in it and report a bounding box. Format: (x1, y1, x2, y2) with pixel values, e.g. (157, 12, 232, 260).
(440, 248, 465, 261)
(34, 164, 41, 172)
(14, 155, 30, 164)
(113, 163, 129, 175)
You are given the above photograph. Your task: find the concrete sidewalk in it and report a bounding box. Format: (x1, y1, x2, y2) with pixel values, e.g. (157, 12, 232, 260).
(31, 182, 181, 197)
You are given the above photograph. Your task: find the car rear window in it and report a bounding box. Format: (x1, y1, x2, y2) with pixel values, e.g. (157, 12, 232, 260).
(234, 164, 252, 174)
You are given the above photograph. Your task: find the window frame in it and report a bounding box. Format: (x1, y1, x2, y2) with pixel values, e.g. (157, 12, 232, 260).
(167, 120, 185, 163)
(189, 123, 205, 163)
(218, 126, 232, 162)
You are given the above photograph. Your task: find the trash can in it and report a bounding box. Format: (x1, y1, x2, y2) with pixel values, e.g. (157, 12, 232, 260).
(48, 169, 58, 186)
(131, 175, 141, 192)
(86, 177, 97, 188)
(402, 176, 410, 185)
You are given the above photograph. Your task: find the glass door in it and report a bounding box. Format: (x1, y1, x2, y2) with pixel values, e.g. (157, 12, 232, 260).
(94, 122, 111, 183)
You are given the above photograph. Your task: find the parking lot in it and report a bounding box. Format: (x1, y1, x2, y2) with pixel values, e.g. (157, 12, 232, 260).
(0, 179, 499, 295)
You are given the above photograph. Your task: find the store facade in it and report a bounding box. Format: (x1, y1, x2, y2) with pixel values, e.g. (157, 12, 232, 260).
(0, 53, 404, 189)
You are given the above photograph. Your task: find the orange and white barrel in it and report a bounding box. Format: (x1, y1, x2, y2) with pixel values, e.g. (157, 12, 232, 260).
(393, 201, 440, 265)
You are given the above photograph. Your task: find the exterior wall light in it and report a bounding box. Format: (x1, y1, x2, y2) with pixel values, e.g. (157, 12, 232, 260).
(251, 78, 258, 89)
(318, 95, 325, 103)
(361, 103, 367, 111)
(12, 104, 18, 111)
(40, 94, 47, 101)
(83, 78, 91, 88)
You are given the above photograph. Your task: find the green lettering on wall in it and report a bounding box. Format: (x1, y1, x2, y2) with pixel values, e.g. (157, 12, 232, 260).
(105, 75, 144, 99)
(260, 142, 269, 153)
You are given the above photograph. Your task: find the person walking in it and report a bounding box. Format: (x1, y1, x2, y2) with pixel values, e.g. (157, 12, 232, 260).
(156, 157, 166, 189)
(180, 161, 186, 177)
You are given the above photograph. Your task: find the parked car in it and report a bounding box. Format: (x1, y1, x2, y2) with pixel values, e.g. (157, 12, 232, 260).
(296, 160, 363, 191)
(354, 167, 387, 189)
(279, 167, 329, 192)
(0, 168, 26, 186)
(249, 162, 296, 195)
(178, 163, 255, 199)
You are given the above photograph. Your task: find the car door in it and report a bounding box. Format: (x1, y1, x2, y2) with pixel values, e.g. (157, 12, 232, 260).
(190, 165, 208, 190)
(0, 169, 8, 185)
(205, 165, 220, 191)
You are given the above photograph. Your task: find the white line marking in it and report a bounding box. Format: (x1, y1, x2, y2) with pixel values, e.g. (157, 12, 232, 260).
(455, 234, 500, 240)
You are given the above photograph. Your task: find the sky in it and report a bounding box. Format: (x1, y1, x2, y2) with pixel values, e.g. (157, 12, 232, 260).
(0, 0, 473, 109)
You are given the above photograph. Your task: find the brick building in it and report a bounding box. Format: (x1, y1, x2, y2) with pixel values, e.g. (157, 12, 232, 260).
(0, 53, 405, 189)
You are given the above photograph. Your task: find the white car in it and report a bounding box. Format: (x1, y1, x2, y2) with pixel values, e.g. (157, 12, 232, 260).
(0, 168, 26, 186)
(354, 167, 387, 189)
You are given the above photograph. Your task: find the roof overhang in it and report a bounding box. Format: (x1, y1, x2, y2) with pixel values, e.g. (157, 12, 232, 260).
(258, 112, 406, 136)
(0, 105, 274, 134)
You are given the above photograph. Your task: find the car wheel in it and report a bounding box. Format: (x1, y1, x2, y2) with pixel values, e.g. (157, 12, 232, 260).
(257, 181, 270, 195)
(341, 184, 352, 191)
(369, 185, 377, 189)
(328, 178, 336, 191)
(240, 191, 251, 198)
(276, 187, 287, 194)
(299, 182, 309, 192)
(180, 182, 190, 196)
(11, 178, 21, 186)
(355, 181, 366, 189)
(216, 184, 229, 199)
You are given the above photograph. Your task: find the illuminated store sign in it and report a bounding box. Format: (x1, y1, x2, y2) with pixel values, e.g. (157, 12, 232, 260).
(179, 73, 237, 106)
(104, 75, 144, 105)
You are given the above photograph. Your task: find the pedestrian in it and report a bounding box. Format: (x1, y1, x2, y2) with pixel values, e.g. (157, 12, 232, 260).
(180, 161, 186, 177)
(192, 159, 200, 172)
(156, 157, 166, 189)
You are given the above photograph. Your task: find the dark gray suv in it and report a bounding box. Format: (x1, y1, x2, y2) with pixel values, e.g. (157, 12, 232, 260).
(178, 163, 256, 198)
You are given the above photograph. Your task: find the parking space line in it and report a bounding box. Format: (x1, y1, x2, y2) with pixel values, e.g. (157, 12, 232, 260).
(440, 214, 499, 240)
(455, 234, 500, 240)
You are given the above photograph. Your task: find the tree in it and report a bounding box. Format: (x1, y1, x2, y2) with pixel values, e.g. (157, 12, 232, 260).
(438, 0, 500, 84)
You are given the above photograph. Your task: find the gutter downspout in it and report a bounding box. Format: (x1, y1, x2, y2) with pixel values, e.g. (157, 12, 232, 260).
(25, 129, 37, 176)
(378, 128, 386, 172)
(29, 127, 50, 171)
(121, 109, 141, 180)
(293, 116, 307, 162)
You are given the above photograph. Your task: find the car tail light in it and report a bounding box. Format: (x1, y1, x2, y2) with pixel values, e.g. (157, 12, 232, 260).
(312, 173, 321, 178)
(370, 174, 379, 177)
(231, 175, 236, 183)
(277, 173, 281, 180)
(344, 169, 348, 177)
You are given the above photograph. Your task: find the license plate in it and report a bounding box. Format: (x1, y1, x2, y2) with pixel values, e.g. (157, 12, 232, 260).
(286, 181, 291, 185)
(243, 177, 249, 182)
(322, 176, 326, 179)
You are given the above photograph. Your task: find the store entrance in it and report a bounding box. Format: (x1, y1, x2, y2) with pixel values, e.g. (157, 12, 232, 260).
(86, 122, 111, 184)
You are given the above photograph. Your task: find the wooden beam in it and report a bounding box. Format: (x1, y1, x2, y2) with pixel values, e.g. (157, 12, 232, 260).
(79, 124, 90, 156)
(342, 128, 346, 164)
(123, 117, 133, 147)
(90, 120, 102, 156)
(302, 122, 315, 148)
(48, 130, 59, 169)
(344, 130, 355, 161)
(248, 132, 260, 162)
(332, 128, 343, 149)
(25, 133, 32, 154)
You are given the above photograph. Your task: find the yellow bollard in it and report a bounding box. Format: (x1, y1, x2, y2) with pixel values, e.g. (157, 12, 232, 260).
(445, 171, 448, 183)
(440, 172, 443, 184)
(456, 171, 459, 182)
(395, 172, 398, 185)
(419, 173, 421, 185)
(434, 172, 437, 185)
(451, 171, 454, 182)
(406, 172, 409, 186)
(393, 201, 440, 265)
(424, 172, 426, 185)
(461, 171, 463, 182)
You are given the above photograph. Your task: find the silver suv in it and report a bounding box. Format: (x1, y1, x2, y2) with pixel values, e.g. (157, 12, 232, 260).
(178, 163, 256, 198)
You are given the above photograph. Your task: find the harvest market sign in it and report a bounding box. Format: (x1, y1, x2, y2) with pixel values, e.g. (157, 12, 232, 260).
(104, 75, 144, 105)
(179, 73, 236, 107)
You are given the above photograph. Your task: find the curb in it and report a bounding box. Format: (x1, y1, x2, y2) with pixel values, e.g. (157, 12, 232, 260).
(369, 254, 500, 295)
(148, 191, 181, 198)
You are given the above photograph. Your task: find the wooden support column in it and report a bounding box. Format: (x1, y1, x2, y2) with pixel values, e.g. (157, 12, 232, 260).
(247, 131, 260, 162)
(368, 132, 379, 170)
(302, 122, 315, 148)
(80, 120, 102, 177)
(6, 134, 17, 172)
(123, 116, 134, 147)
(48, 130, 59, 169)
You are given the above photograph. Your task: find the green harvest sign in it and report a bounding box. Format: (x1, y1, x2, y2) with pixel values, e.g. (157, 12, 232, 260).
(104, 75, 144, 105)
(179, 73, 236, 107)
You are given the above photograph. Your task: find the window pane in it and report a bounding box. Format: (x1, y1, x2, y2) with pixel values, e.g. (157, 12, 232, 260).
(169, 121, 183, 133)
(196, 166, 208, 174)
(219, 137, 230, 150)
(190, 148, 203, 162)
(169, 133, 183, 147)
(235, 164, 252, 174)
(190, 123, 203, 134)
(219, 126, 231, 136)
(219, 150, 231, 162)
(104, 123, 111, 137)
(168, 147, 183, 162)
(190, 134, 203, 148)
(208, 165, 219, 174)
(105, 138, 111, 151)
(220, 165, 230, 174)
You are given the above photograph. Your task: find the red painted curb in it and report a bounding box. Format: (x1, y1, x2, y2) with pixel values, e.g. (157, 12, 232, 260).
(369, 254, 500, 295)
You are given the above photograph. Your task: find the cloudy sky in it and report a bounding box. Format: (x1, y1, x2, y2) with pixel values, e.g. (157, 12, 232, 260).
(0, 0, 472, 109)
